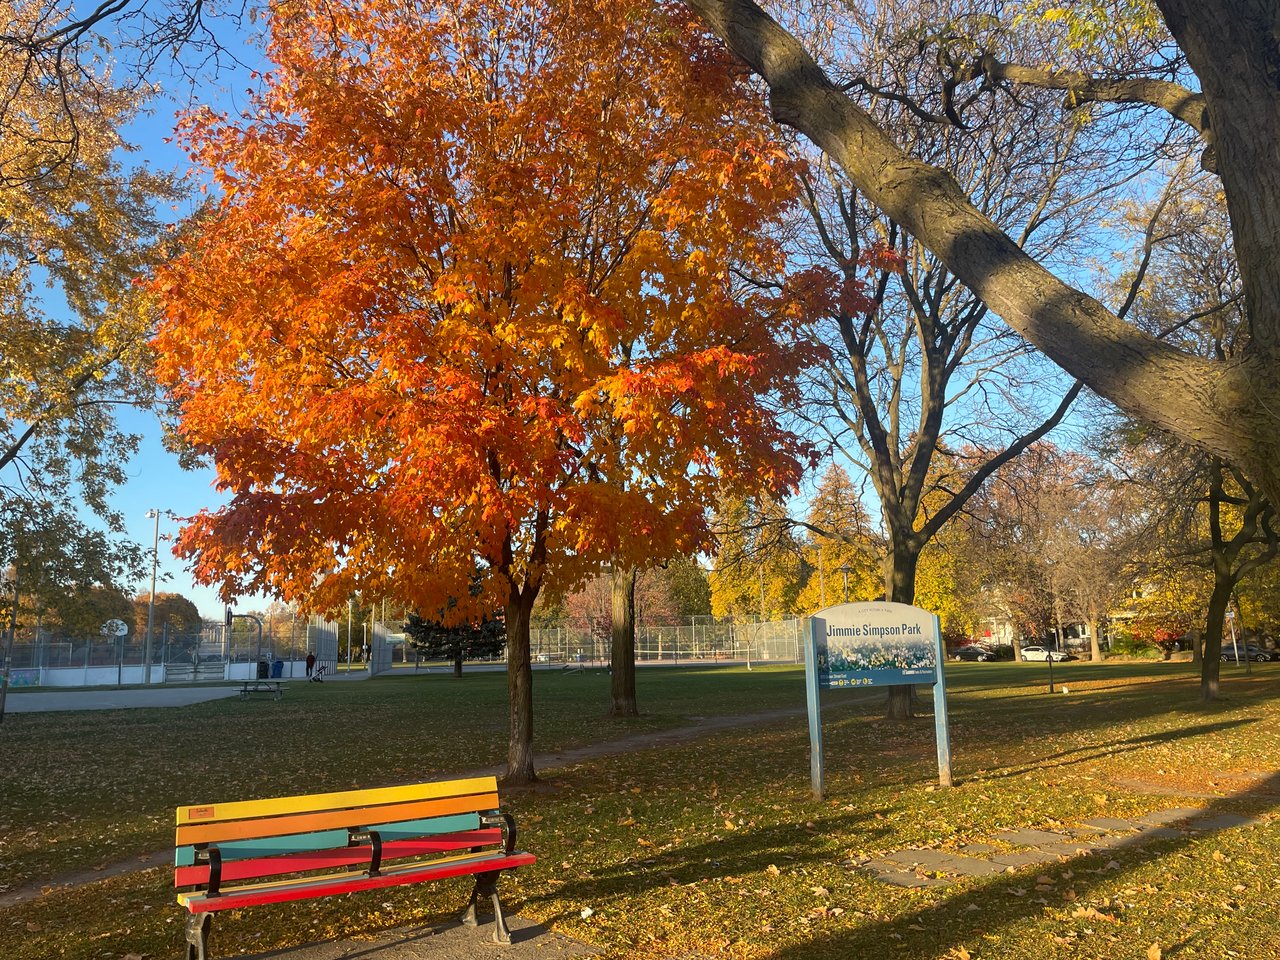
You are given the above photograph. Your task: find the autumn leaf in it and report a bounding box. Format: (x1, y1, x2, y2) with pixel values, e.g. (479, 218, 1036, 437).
(1071, 906, 1118, 923)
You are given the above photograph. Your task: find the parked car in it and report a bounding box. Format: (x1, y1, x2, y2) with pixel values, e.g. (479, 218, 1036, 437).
(1220, 645, 1274, 662)
(954, 645, 993, 662)
(1020, 645, 1073, 662)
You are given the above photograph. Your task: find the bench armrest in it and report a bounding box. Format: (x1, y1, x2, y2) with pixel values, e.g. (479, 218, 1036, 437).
(480, 809, 518, 854)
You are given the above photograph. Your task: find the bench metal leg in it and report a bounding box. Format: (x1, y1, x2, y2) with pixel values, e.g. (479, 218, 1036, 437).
(185, 911, 212, 960)
(459, 870, 511, 945)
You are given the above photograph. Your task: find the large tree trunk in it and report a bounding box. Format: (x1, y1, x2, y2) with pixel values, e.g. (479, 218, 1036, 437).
(504, 591, 537, 784)
(609, 562, 639, 717)
(1200, 569, 1231, 701)
(885, 542, 919, 722)
(1154, 0, 1280, 365)
(682, 0, 1280, 508)
(452, 649, 463, 679)
(1087, 617, 1103, 662)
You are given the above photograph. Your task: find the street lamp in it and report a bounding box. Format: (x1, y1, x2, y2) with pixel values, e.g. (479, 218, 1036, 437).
(838, 564, 853, 603)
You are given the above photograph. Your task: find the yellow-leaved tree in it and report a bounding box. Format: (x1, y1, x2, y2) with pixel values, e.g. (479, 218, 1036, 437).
(1, 0, 178, 610)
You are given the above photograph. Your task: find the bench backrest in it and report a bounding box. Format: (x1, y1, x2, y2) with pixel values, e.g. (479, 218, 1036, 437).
(174, 776, 506, 894)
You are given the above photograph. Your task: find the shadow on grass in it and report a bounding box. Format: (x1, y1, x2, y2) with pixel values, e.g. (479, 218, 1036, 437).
(522, 808, 896, 927)
(751, 769, 1280, 960)
(974, 717, 1262, 782)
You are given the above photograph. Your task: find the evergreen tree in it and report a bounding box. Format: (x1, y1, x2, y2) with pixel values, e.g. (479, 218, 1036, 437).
(404, 612, 505, 678)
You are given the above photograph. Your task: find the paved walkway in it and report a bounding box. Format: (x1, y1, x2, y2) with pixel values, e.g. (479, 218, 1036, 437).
(3, 685, 243, 712)
(859, 807, 1267, 887)
(4, 669, 376, 714)
(235, 917, 600, 960)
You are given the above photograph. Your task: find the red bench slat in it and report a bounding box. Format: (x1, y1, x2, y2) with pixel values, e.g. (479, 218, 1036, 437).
(180, 851, 536, 913)
(174, 830, 503, 887)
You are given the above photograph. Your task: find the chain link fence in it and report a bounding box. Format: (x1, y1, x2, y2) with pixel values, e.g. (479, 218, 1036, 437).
(6, 616, 801, 686)
(5, 617, 342, 686)
(530, 617, 803, 666)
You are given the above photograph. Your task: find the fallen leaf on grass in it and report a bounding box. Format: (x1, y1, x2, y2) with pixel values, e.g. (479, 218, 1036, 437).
(1072, 906, 1118, 923)
(1147, 945, 1163, 960)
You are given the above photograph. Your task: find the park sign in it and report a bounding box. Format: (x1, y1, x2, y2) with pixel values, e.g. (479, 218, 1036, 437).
(816, 602, 937, 687)
(803, 602, 953, 797)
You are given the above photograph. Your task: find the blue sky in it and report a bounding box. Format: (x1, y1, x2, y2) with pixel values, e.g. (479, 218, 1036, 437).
(104, 31, 271, 619)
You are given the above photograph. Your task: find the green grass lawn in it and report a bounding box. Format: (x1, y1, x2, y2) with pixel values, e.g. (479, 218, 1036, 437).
(2, 659, 1279, 959)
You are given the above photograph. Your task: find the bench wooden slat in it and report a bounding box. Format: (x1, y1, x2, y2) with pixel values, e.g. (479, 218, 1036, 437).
(174, 813, 482, 866)
(175, 792, 499, 846)
(176, 776, 497, 826)
(178, 850, 536, 913)
(174, 830, 503, 887)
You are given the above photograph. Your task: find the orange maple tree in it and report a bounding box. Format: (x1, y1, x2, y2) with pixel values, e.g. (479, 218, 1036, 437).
(153, 0, 830, 782)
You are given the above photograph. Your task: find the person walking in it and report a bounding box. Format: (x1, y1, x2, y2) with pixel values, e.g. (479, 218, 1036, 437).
(305, 652, 316, 678)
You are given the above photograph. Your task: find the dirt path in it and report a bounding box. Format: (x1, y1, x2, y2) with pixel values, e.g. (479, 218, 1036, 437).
(0, 705, 811, 909)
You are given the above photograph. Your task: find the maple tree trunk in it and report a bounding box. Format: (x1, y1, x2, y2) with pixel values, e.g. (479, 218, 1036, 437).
(1087, 617, 1103, 662)
(452, 649, 463, 679)
(884, 541, 919, 722)
(609, 563, 639, 717)
(504, 593, 537, 785)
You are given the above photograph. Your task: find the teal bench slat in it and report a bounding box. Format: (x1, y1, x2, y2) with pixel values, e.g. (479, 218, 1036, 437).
(174, 812, 482, 866)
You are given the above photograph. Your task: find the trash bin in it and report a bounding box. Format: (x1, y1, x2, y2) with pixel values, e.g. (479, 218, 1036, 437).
(257, 660, 270, 679)
(271, 659, 284, 679)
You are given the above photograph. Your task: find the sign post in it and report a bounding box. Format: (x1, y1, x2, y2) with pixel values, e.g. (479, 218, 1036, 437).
(804, 602, 954, 798)
(803, 617, 825, 798)
(930, 614, 953, 787)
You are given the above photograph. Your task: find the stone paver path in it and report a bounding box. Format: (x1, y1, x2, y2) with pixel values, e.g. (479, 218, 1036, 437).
(857, 806, 1269, 888)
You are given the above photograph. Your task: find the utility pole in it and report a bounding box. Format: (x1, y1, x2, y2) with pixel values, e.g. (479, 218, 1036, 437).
(143, 509, 164, 685)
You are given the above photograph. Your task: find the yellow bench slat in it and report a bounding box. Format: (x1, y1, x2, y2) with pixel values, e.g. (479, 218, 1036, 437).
(175, 776, 497, 826)
(175, 792, 499, 846)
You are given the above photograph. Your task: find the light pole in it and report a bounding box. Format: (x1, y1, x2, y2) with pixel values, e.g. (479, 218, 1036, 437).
(838, 565, 853, 603)
(143, 509, 168, 685)
(0, 564, 17, 725)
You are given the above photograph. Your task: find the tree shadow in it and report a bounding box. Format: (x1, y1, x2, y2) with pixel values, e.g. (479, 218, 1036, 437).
(974, 717, 1261, 781)
(520, 807, 895, 927)
(753, 768, 1280, 960)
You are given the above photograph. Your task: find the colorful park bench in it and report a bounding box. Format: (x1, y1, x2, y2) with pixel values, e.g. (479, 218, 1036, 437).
(174, 776, 536, 959)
